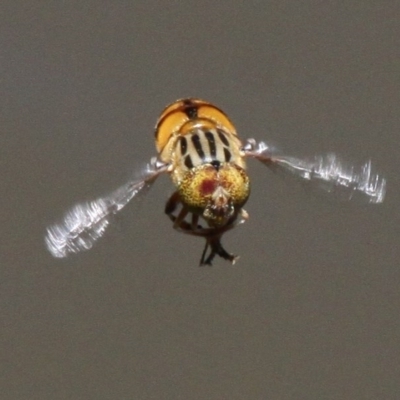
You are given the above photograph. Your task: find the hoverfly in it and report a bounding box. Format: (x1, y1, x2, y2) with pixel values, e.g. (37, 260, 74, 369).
(45, 98, 386, 265)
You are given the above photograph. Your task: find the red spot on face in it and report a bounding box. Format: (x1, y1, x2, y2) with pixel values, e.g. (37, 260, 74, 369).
(200, 179, 217, 195)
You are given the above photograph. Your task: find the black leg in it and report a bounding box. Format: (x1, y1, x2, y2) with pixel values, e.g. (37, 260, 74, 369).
(199, 241, 211, 266)
(199, 236, 238, 266)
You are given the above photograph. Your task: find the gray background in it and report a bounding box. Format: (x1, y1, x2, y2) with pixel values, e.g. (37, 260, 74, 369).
(2, 2, 399, 399)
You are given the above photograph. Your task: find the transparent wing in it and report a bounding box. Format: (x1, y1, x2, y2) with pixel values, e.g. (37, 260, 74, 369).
(45, 159, 169, 258)
(244, 139, 386, 204)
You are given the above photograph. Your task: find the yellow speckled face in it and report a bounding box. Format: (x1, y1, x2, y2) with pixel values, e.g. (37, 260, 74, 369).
(178, 163, 250, 225)
(154, 98, 237, 153)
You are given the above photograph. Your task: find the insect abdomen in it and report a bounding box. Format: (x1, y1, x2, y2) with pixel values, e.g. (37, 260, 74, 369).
(154, 98, 238, 154)
(176, 128, 241, 172)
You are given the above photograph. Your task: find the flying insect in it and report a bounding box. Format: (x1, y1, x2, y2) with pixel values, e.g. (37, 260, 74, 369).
(45, 98, 386, 265)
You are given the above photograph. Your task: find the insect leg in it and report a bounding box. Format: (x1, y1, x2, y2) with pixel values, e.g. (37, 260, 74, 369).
(199, 240, 211, 266)
(165, 191, 181, 223)
(200, 235, 239, 266)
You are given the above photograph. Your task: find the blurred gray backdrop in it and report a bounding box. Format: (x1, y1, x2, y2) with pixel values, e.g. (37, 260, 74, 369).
(1, 2, 399, 399)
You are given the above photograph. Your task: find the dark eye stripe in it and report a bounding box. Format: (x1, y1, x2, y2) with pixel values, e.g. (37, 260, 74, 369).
(184, 155, 194, 169)
(179, 136, 187, 155)
(205, 131, 217, 158)
(217, 130, 230, 147)
(191, 134, 205, 159)
(223, 147, 231, 162)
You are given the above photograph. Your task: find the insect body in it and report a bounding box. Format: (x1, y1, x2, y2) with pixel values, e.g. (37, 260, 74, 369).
(155, 99, 250, 264)
(45, 98, 387, 265)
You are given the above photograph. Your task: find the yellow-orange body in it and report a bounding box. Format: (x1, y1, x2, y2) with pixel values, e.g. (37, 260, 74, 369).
(154, 98, 251, 264)
(155, 98, 250, 230)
